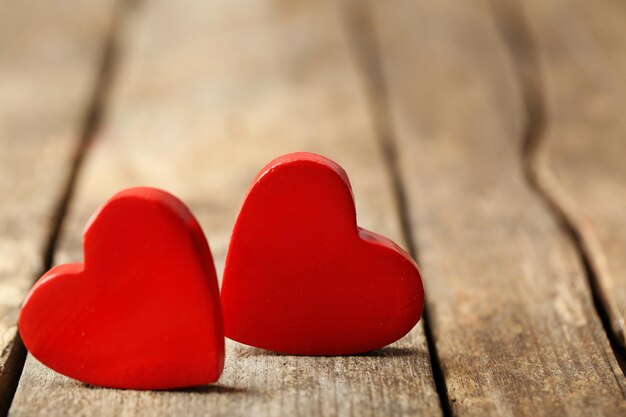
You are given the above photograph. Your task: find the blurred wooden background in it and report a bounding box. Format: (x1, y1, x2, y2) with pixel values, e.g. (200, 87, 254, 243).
(2, 0, 626, 415)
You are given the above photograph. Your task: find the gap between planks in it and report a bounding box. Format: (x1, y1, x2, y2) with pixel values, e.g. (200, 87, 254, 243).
(339, 1, 453, 416)
(358, 0, 626, 414)
(42, 0, 130, 274)
(8, 0, 442, 416)
(0, 0, 131, 415)
(489, 0, 626, 375)
(6, 0, 624, 414)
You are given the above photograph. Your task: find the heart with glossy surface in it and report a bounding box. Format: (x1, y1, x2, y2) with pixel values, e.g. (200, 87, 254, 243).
(221, 152, 424, 355)
(19, 187, 224, 389)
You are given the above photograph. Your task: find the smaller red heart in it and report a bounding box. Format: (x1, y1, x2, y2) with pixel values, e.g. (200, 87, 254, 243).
(221, 152, 424, 355)
(19, 187, 224, 389)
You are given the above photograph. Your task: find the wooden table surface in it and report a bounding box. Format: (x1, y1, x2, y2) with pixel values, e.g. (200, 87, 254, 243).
(2, 0, 626, 415)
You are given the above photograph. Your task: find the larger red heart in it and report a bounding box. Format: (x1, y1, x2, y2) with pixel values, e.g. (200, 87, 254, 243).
(221, 153, 424, 355)
(19, 187, 224, 389)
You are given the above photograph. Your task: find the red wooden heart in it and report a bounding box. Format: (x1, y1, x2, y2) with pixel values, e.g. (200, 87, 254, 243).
(221, 152, 424, 355)
(18, 187, 224, 389)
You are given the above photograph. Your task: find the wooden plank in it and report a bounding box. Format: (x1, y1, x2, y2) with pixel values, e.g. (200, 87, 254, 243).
(366, 0, 626, 415)
(8, 0, 442, 416)
(0, 0, 118, 413)
(521, 0, 626, 351)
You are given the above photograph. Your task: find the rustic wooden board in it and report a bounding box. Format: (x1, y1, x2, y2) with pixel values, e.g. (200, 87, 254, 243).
(366, 0, 626, 415)
(520, 0, 626, 351)
(0, 0, 118, 413)
(8, 0, 442, 416)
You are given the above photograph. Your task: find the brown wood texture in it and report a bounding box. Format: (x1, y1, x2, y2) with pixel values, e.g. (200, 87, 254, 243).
(519, 0, 626, 351)
(366, 0, 626, 415)
(7, 0, 441, 416)
(0, 0, 118, 413)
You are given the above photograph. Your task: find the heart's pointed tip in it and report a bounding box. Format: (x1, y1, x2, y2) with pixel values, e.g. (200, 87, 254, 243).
(223, 330, 417, 356)
(27, 349, 226, 391)
(74, 375, 223, 391)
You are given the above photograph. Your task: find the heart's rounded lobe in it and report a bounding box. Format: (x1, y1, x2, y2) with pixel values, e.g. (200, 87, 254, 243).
(221, 152, 424, 355)
(19, 187, 224, 389)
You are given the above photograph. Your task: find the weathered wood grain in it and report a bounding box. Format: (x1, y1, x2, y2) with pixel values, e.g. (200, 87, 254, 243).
(365, 0, 626, 415)
(519, 0, 626, 351)
(8, 0, 442, 416)
(0, 0, 118, 413)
